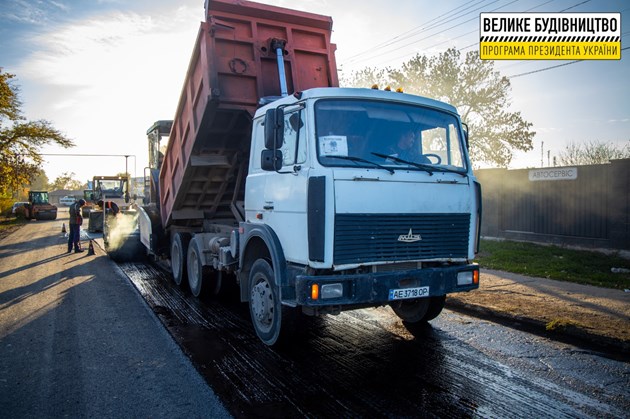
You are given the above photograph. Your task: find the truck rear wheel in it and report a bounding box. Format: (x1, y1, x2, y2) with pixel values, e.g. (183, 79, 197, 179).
(248, 259, 296, 346)
(171, 233, 190, 287)
(187, 238, 206, 297)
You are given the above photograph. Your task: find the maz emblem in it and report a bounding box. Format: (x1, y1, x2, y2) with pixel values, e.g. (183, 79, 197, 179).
(398, 228, 422, 243)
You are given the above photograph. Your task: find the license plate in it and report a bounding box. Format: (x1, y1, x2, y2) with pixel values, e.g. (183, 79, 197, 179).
(388, 286, 430, 300)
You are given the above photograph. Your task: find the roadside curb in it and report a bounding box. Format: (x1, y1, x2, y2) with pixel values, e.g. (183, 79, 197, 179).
(445, 299, 630, 360)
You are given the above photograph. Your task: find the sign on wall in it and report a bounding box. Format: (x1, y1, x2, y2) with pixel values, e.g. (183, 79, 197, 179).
(528, 167, 578, 181)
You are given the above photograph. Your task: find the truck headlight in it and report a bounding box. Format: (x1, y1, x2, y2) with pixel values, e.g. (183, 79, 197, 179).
(457, 270, 479, 286)
(321, 283, 343, 299)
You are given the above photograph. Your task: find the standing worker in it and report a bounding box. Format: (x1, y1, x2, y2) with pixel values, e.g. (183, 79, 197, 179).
(68, 199, 86, 253)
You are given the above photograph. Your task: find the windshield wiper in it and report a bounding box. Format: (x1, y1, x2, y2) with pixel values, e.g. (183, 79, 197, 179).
(325, 155, 394, 174)
(370, 152, 467, 177)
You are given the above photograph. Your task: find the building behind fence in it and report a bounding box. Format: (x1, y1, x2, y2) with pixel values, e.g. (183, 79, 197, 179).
(475, 159, 630, 251)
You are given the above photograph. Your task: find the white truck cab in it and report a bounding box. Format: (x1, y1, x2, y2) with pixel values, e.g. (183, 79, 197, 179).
(240, 87, 481, 345)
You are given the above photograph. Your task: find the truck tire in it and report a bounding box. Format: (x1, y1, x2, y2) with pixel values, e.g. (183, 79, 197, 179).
(187, 238, 206, 297)
(390, 298, 430, 323)
(248, 259, 296, 346)
(392, 296, 446, 336)
(423, 295, 446, 321)
(171, 233, 190, 287)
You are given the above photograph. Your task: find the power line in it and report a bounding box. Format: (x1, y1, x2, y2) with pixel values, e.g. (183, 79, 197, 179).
(345, 0, 484, 61)
(508, 60, 581, 78)
(377, 0, 520, 65)
(456, 0, 556, 52)
(347, 0, 504, 65)
(502, 31, 630, 78)
(558, 0, 591, 12)
(350, 0, 574, 66)
(383, 0, 497, 48)
(508, 46, 629, 79)
(344, 0, 624, 81)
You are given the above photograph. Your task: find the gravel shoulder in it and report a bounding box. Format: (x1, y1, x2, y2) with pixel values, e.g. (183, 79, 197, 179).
(446, 269, 630, 355)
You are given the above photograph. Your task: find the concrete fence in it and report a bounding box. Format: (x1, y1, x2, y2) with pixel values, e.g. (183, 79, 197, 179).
(475, 159, 630, 251)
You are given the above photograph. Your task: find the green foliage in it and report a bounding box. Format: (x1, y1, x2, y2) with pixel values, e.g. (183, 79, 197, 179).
(30, 169, 50, 191)
(0, 69, 75, 196)
(50, 171, 83, 191)
(476, 239, 630, 289)
(545, 318, 578, 332)
(558, 140, 630, 166)
(341, 48, 535, 167)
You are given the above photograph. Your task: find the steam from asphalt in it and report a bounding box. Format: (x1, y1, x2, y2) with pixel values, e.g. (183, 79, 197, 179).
(106, 212, 138, 252)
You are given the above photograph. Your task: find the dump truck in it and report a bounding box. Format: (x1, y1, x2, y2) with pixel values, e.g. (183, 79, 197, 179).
(23, 191, 58, 220)
(136, 0, 481, 346)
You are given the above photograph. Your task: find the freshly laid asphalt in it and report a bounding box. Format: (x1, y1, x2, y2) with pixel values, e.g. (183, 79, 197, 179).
(1, 213, 628, 417)
(0, 215, 230, 418)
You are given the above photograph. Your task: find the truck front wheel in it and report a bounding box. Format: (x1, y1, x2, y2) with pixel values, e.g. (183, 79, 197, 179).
(391, 296, 447, 335)
(423, 295, 446, 321)
(171, 233, 190, 287)
(248, 259, 296, 346)
(390, 298, 430, 323)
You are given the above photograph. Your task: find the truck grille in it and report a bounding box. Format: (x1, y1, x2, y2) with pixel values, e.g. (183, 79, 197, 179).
(334, 213, 470, 265)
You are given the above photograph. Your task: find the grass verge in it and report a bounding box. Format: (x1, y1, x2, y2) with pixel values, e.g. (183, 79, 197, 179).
(475, 239, 630, 290)
(0, 216, 28, 241)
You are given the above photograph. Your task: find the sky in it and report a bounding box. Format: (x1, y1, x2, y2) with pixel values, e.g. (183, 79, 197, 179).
(0, 0, 628, 185)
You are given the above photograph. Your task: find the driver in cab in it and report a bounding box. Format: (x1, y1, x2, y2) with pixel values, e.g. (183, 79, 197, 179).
(387, 128, 430, 164)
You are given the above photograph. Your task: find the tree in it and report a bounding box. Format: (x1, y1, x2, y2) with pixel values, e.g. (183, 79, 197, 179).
(50, 171, 83, 191)
(558, 140, 630, 166)
(30, 169, 50, 190)
(342, 48, 535, 167)
(0, 69, 74, 196)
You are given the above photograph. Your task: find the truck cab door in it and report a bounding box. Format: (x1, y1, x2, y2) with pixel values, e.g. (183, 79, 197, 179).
(249, 107, 310, 265)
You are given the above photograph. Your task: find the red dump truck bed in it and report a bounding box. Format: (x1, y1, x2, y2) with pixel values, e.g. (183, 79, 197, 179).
(159, 0, 338, 228)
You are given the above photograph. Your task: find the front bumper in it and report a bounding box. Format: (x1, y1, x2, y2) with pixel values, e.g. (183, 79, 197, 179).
(294, 264, 478, 306)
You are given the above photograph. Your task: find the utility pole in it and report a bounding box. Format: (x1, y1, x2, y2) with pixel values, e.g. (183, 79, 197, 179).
(541, 141, 544, 167)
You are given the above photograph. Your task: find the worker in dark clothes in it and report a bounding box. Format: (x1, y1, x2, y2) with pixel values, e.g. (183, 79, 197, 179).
(97, 200, 120, 216)
(68, 199, 86, 253)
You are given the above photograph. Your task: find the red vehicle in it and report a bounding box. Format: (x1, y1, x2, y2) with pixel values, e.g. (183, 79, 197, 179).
(23, 191, 58, 220)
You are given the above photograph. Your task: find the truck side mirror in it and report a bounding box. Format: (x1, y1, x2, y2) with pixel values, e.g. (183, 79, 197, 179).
(264, 108, 284, 149)
(261, 149, 283, 171)
(462, 122, 470, 150)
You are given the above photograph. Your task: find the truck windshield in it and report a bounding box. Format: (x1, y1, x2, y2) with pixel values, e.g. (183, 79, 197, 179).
(315, 99, 467, 172)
